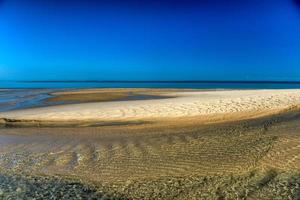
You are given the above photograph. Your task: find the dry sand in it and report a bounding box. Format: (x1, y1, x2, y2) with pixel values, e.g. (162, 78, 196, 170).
(1, 89, 300, 124)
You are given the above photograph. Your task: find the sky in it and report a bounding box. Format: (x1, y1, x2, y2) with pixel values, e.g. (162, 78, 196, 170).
(0, 0, 300, 81)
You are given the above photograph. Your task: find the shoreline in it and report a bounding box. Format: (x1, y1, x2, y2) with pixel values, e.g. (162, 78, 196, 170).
(1, 89, 300, 127)
(1, 103, 300, 128)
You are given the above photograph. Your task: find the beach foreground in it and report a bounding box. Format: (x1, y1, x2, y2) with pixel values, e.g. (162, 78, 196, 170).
(0, 89, 300, 199)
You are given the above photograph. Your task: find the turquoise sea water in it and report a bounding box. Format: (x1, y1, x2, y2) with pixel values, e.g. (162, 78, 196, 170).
(1, 81, 300, 89)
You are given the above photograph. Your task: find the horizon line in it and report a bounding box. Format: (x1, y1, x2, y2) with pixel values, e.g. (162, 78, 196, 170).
(8, 80, 300, 84)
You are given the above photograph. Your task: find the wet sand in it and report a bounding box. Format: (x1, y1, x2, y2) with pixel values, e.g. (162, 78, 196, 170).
(46, 88, 179, 103)
(0, 89, 300, 199)
(0, 109, 300, 199)
(0, 88, 176, 113)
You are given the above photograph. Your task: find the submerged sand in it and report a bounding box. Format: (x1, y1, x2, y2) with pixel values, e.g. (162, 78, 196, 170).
(1, 89, 300, 199)
(1, 89, 300, 125)
(46, 88, 178, 104)
(0, 108, 300, 199)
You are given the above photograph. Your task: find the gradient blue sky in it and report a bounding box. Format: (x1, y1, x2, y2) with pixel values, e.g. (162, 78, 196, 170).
(0, 0, 300, 81)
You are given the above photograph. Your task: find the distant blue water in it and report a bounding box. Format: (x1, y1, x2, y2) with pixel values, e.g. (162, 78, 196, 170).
(1, 81, 300, 89)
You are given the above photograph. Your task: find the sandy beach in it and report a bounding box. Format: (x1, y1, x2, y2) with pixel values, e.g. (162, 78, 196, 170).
(0, 89, 300, 199)
(1, 89, 300, 126)
(0, 103, 300, 199)
(2, 0, 300, 197)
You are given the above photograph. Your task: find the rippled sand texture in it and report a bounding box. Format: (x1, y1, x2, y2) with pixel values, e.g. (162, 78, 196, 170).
(1, 89, 300, 122)
(0, 111, 300, 199)
(1, 89, 300, 199)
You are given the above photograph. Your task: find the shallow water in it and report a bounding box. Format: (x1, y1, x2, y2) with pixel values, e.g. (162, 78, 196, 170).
(0, 89, 170, 112)
(0, 173, 118, 200)
(0, 110, 299, 199)
(0, 89, 58, 112)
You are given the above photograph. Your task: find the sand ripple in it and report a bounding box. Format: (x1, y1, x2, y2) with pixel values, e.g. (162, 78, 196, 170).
(0, 114, 299, 184)
(1, 89, 300, 122)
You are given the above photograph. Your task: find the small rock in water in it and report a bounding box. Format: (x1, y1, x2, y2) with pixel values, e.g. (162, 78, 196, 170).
(16, 187, 22, 193)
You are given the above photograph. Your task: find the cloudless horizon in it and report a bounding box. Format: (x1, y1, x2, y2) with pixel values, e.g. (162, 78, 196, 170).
(1, 0, 300, 81)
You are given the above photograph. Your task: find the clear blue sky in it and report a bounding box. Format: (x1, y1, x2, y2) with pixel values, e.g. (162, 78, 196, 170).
(0, 0, 300, 81)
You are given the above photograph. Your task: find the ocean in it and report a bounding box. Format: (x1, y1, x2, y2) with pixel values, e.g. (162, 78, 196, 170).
(1, 81, 300, 89)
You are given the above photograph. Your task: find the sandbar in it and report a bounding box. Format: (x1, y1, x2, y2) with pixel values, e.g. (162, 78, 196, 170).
(1, 89, 300, 126)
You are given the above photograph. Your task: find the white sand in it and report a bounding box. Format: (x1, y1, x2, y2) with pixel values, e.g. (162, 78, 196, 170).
(1, 89, 300, 122)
